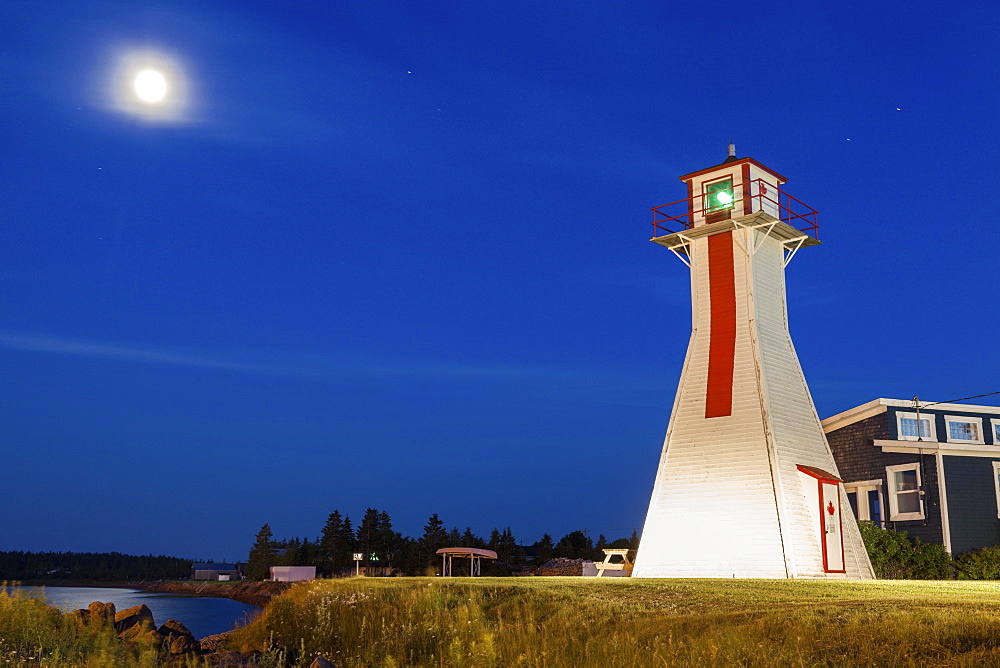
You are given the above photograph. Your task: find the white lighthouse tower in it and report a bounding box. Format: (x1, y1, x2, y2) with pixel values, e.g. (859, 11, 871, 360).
(632, 147, 874, 579)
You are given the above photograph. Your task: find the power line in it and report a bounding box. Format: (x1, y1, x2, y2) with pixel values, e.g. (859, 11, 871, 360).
(915, 390, 1000, 409)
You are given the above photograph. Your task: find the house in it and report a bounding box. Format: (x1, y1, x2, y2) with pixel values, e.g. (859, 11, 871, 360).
(823, 398, 1000, 554)
(191, 562, 242, 581)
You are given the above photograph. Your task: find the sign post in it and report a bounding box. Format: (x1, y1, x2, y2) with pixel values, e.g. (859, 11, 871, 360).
(353, 553, 362, 577)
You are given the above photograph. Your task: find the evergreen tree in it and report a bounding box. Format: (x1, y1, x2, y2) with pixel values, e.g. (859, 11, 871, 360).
(279, 537, 303, 566)
(356, 508, 382, 569)
(338, 515, 356, 573)
(486, 527, 522, 574)
(422, 514, 448, 546)
(554, 530, 593, 559)
(593, 534, 608, 561)
(488, 528, 502, 549)
(320, 510, 356, 576)
(496, 527, 521, 566)
(418, 514, 448, 573)
(628, 529, 641, 553)
(246, 524, 276, 580)
(320, 510, 342, 575)
(535, 534, 555, 562)
(298, 537, 320, 568)
(375, 510, 402, 570)
(460, 527, 482, 548)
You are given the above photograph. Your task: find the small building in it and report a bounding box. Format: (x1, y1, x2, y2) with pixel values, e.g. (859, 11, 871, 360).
(191, 563, 242, 581)
(824, 398, 1000, 554)
(436, 547, 497, 576)
(270, 566, 316, 582)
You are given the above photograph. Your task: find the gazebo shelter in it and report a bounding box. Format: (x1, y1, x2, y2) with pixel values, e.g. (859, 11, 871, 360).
(436, 547, 498, 577)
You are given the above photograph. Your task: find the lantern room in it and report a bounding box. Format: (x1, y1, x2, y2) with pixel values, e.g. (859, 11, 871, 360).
(650, 145, 821, 254)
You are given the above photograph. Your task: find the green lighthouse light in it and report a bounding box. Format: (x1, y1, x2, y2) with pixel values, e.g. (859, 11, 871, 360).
(705, 178, 735, 213)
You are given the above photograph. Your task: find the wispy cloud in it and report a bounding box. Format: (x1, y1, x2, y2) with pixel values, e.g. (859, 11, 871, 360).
(0, 331, 669, 406)
(0, 332, 304, 378)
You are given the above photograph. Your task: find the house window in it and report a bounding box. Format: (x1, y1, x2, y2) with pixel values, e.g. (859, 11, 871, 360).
(993, 462, 1000, 519)
(886, 463, 924, 521)
(990, 419, 1000, 446)
(896, 411, 936, 441)
(944, 416, 984, 444)
(844, 480, 884, 526)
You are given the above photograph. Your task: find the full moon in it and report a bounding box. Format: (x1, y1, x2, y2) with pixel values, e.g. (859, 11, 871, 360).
(134, 69, 167, 103)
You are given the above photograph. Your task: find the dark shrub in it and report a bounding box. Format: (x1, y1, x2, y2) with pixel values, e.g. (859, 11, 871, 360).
(955, 545, 1000, 580)
(857, 521, 952, 579)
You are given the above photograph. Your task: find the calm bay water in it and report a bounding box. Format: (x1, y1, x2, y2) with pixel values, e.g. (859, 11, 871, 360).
(7, 586, 259, 639)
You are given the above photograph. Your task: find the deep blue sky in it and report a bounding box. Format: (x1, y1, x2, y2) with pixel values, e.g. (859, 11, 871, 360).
(2, 1, 997, 561)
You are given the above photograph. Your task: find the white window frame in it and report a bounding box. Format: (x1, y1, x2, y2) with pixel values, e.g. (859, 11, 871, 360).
(886, 463, 925, 521)
(944, 415, 985, 445)
(990, 419, 1000, 446)
(844, 480, 885, 525)
(895, 411, 937, 442)
(993, 462, 1000, 519)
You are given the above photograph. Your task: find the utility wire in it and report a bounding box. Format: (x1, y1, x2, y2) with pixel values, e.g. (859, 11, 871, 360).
(916, 390, 1000, 409)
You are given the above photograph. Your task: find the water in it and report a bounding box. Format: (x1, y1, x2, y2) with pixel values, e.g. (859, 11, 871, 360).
(7, 586, 259, 639)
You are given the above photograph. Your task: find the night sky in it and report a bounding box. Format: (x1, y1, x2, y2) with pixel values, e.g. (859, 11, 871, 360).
(2, 1, 997, 561)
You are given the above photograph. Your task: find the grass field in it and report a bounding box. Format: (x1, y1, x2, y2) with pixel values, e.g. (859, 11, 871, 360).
(7, 578, 1000, 665)
(228, 577, 1000, 667)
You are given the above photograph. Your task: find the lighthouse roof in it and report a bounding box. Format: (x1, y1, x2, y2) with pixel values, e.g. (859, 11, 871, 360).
(678, 156, 787, 184)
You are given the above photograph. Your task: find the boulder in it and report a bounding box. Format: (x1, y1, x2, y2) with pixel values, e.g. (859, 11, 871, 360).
(168, 634, 201, 655)
(66, 609, 90, 627)
(114, 603, 154, 633)
(118, 618, 163, 649)
(158, 619, 194, 638)
(88, 601, 116, 627)
(198, 631, 233, 654)
(204, 650, 248, 665)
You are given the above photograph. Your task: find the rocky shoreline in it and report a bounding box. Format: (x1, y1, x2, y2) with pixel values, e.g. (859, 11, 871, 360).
(128, 580, 292, 608)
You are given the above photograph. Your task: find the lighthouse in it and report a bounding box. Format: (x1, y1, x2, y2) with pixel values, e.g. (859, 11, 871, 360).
(632, 147, 874, 579)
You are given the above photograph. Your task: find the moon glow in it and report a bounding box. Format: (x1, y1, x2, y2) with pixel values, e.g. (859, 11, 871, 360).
(109, 50, 191, 123)
(135, 69, 168, 103)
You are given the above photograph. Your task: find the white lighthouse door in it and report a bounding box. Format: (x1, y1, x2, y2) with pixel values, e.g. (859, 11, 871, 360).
(821, 482, 845, 572)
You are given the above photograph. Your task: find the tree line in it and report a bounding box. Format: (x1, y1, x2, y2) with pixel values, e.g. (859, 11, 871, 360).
(0, 551, 192, 581)
(246, 508, 639, 579)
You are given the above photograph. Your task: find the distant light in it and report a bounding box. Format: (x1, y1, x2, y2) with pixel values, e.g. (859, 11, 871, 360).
(716, 190, 733, 205)
(135, 69, 167, 102)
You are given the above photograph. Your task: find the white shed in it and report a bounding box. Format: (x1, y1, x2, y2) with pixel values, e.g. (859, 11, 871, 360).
(270, 566, 316, 582)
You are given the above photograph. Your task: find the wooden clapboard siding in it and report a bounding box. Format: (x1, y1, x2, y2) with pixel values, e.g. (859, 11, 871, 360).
(748, 232, 870, 578)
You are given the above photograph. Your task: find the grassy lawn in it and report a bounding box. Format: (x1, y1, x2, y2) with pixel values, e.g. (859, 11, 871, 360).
(227, 577, 1000, 667)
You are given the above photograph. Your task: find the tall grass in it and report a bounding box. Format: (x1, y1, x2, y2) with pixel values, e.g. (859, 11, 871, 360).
(229, 577, 1000, 667)
(0, 584, 159, 666)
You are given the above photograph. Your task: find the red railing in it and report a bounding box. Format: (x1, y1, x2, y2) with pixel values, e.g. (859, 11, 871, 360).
(651, 178, 819, 239)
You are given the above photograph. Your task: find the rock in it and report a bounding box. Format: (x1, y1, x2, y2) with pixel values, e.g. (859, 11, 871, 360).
(199, 631, 234, 654)
(88, 601, 116, 627)
(310, 657, 335, 668)
(169, 634, 201, 655)
(158, 618, 193, 638)
(206, 651, 253, 666)
(118, 618, 163, 649)
(67, 609, 90, 627)
(114, 603, 154, 634)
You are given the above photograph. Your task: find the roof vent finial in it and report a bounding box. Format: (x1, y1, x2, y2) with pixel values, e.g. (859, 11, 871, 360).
(728, 140, 736, 158)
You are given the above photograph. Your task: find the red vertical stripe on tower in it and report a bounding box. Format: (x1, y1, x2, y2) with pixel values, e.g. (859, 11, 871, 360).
(705, 231, 736, 418)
